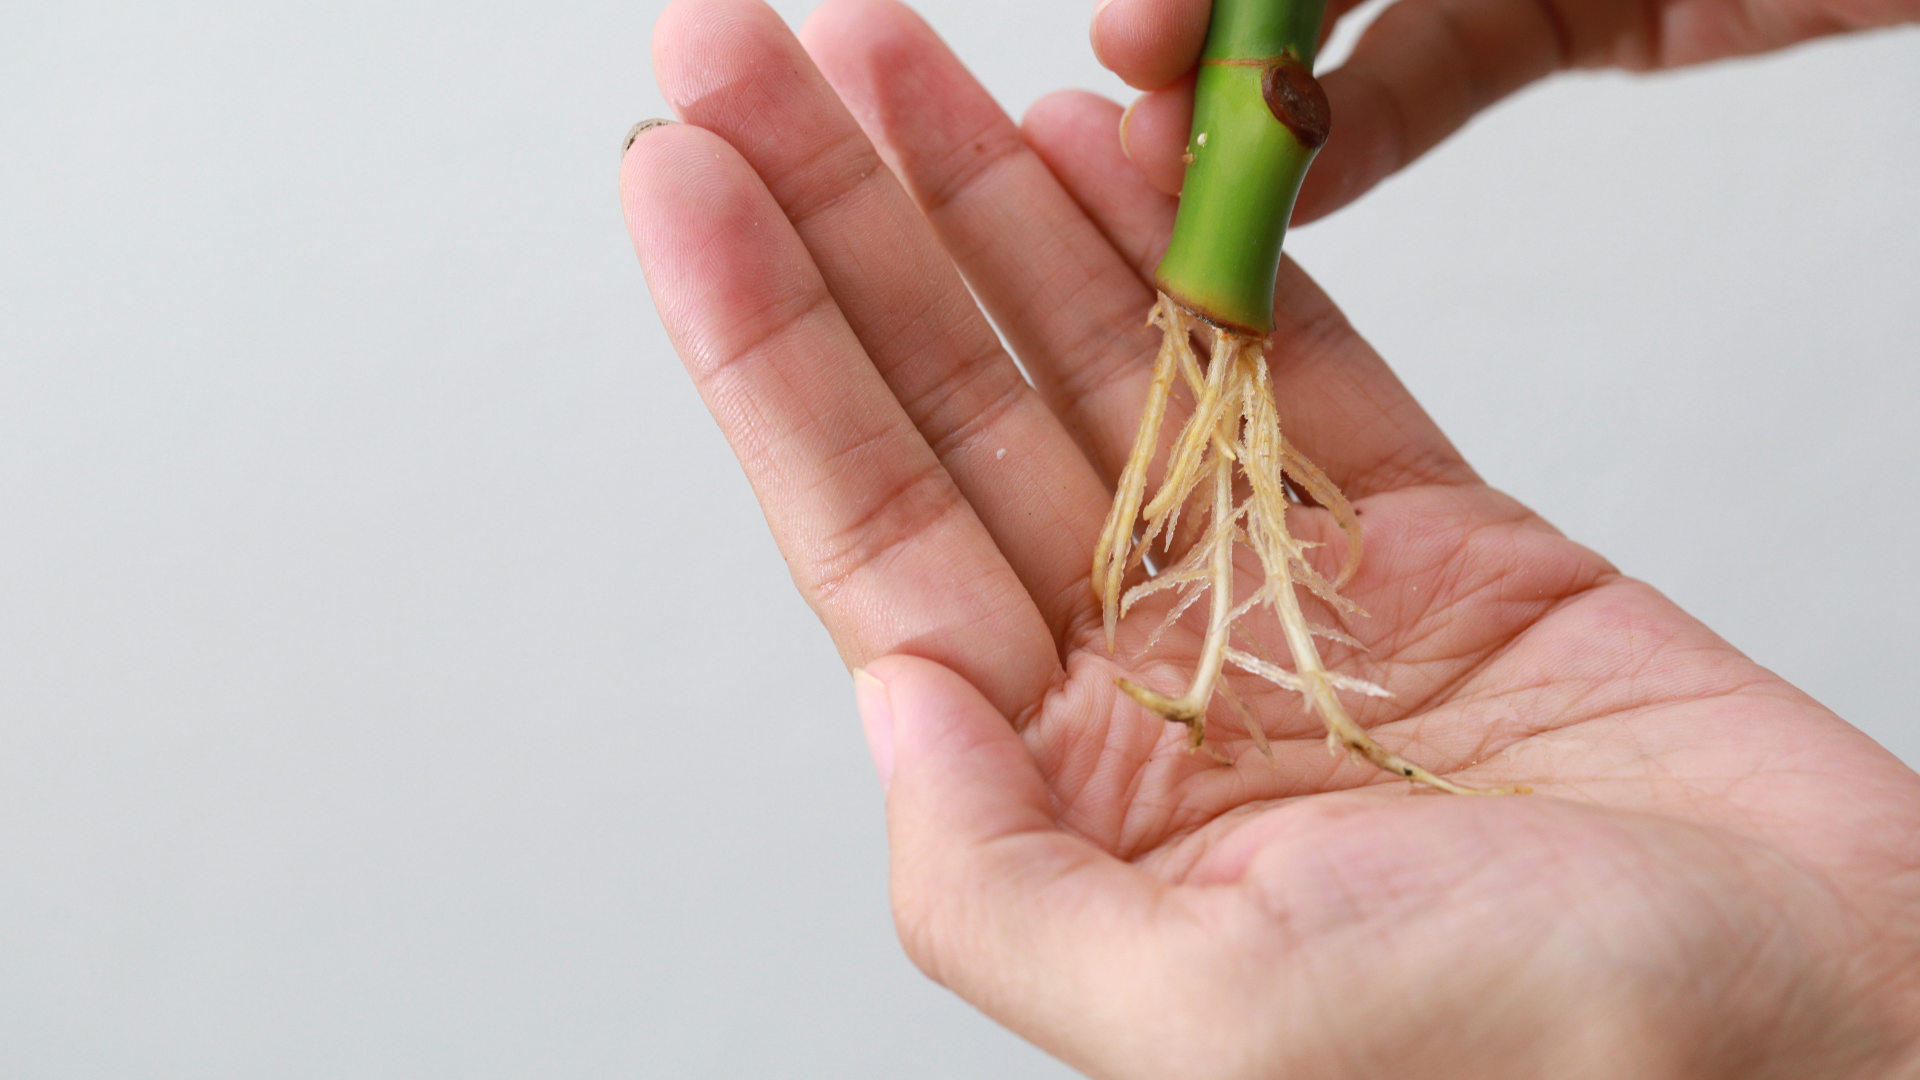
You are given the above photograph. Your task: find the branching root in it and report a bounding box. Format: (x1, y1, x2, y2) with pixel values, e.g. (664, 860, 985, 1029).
(1093, 294, 1525, 795)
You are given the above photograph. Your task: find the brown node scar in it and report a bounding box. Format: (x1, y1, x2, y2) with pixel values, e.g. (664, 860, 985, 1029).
(1261, 59, 1330, 149)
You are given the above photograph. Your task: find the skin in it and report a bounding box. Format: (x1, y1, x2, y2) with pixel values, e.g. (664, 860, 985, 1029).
(620, 0, 1920, 1075)
(1101, 0, 1920, 212)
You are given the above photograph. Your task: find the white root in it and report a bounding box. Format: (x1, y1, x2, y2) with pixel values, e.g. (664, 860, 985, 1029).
(1096, 294, 1523, 794)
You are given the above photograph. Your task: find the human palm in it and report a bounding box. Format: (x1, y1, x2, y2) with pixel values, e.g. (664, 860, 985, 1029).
(625, 0, 1920, 1074)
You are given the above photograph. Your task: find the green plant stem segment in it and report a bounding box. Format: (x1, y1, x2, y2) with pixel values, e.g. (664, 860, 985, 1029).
(1154, 0, 1331, 334)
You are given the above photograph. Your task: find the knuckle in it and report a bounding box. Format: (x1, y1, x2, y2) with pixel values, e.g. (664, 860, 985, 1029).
(804, 460, 963, 599)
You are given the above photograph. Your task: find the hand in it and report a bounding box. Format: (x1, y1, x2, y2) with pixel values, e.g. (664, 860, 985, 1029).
(621, 1, 1920, 1075)
(1096, 0, 1920, 217)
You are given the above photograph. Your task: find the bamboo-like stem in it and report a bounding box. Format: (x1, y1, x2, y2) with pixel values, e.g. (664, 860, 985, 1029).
(1154, 0, 1330, 333)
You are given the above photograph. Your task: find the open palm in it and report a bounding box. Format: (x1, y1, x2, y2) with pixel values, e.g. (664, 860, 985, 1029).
(623, 0, 1920, 1074)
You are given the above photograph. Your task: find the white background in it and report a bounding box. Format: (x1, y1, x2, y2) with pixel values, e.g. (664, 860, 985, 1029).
(2, 0, 1915, 1075)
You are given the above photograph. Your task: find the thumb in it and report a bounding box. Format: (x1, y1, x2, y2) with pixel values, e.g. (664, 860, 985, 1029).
(852, 655, 1185, 1077)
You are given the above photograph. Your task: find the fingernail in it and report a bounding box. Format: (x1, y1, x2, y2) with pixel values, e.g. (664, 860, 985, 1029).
(1118, 97, 1139, 161)
(622, 118, 673, 155)
(852, 668, 895, 790)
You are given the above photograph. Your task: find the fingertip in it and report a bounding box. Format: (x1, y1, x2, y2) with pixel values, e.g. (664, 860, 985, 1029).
(618, 118, 678, 234)
(800, 0, 1016, 212)
(1090, 0, 1212, 91)
(1088, 0, 1120, 72)
(615, 118, 826, 376)
(1020, 88, 1128, 177)
(1118, 78, 1194, 197)
(800, 0, 934, 88)
(652, 0, 790, 118)
(649, 0, 708, 105)
(1020, 87, 1103, 137)
(800, 0, 907, 51)
(617, 119, 715, 243)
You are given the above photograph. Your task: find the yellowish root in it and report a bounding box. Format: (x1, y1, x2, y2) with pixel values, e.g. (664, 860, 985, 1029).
(1094, 294, 1525, 796)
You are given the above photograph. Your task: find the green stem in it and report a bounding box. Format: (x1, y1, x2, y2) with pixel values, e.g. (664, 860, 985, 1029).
(1153, 0, 1330, 335)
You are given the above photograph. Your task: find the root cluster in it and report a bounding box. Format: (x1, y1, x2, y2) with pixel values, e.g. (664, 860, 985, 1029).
(1093, 294, 1511, 795)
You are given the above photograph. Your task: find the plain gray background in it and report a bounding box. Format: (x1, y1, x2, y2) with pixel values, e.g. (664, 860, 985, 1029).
(2, 0, 1916, 1075)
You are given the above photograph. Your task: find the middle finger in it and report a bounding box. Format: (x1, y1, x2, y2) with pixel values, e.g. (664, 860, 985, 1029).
(801, 0, 1170, 489)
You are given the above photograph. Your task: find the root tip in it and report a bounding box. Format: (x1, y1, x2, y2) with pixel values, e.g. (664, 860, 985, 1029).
(1117, 678, 1205, 726)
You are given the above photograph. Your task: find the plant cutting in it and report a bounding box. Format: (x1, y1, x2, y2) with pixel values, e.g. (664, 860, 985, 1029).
(1093, 0, 1522, 795)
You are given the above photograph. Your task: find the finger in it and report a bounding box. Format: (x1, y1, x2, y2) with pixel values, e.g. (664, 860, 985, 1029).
(1099, 0, 1565, 224)
(861, 654, 1198, 1079)
(1297, 0, 1920, 224)
(1297, 0, 1567, 222)
(654, 0, 1109, 648)
(1118, 73, 1192, 196)
(802, 0, 1165, 488)
(621, 122, 1058, 720)
(1090, 0, 1210, 90)
(1023, 90, 1479, 497)
(1091, 0, 1370, 91)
